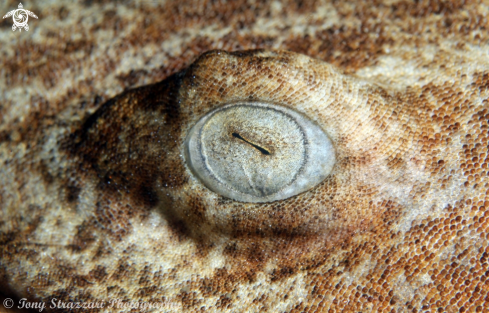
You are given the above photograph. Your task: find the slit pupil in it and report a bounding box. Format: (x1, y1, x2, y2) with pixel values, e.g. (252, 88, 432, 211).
(232, 132, 271, 155)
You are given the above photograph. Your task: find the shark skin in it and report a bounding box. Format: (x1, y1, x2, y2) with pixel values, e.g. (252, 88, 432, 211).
(0, 1, 489, 312)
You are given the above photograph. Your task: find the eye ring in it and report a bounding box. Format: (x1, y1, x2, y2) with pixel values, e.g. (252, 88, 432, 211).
(184, 102, 336, 203)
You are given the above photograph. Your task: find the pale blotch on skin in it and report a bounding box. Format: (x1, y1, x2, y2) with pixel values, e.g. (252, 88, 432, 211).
(184, 102, 336, 203)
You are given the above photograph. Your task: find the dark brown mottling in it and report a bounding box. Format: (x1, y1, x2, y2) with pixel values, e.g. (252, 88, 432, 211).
(1, 0, 489, 312)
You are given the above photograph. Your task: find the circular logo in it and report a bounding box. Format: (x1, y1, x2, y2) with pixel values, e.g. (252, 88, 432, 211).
(3, 298, 14, 309)
(13, 9, 28, 27)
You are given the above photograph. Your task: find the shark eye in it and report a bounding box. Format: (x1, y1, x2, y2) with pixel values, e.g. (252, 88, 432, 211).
(184, 102, 335, 202)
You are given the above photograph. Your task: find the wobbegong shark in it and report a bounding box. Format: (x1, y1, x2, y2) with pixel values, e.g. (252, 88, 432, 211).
(1, 1, 488, 312)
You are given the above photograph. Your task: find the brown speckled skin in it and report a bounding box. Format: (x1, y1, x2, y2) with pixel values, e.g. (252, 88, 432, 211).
(1, 1, 489, 312)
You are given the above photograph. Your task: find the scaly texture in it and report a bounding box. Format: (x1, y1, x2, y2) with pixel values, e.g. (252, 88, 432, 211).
(1, 1, 489, 312)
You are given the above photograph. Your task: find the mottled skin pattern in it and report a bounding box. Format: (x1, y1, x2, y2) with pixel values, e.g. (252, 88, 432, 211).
(1, 0, 489, 312)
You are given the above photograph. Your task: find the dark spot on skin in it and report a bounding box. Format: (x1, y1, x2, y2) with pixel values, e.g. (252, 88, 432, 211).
(158, 194, 202, 244)
(0, 131, 8, 143)
(93, 95, 103, 106)
(135, 286, 159, 298)
(471, 72, 489, 91)
(391, 0, 467, 18)
(270, 266, 296, 282)
(82, 0, 114, 7)
(71, 220, 97, 252)
(65, 185, 81, 203)
(58, 6, 69, 20)
(135, 185, 159, 208)
(89, 265, 108, 282)
(110, 260, 136, 282)
(71, 274, 92, 288)
(0, 18, 12, 29)
(116, 69, 149, 90)
(0, 231, 18, 246)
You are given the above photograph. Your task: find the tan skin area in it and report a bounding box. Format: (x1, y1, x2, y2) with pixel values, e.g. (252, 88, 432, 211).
(1, 1, 489, 312)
